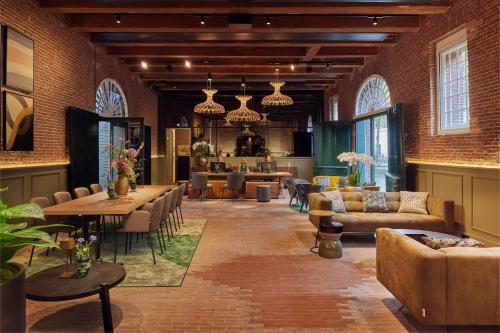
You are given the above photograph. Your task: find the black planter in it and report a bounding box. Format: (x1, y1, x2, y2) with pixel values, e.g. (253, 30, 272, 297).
(0, 262, 26, 333)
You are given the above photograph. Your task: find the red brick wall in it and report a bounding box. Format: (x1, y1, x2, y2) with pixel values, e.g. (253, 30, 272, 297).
(332, 0, 499, 166)
(0, 0, 157, 166)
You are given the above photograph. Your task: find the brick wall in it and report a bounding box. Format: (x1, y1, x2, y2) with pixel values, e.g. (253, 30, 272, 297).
(0, 0, 157, 166)
(332, 0, 499, 166)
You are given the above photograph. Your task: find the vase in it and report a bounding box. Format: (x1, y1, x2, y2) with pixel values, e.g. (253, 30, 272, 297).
(107, 187, 117, 200)
(115, 176, 129, 196)
(129, 180, 137, 192)
(197, 157, 208, 167)
(75, 256, 91, 278)
(347, 173, 360, 186)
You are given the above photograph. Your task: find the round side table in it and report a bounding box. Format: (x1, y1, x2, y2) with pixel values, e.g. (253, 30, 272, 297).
(318, 222, 344, 259)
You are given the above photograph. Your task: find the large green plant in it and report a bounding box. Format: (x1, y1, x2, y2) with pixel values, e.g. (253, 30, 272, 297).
(0, 191, 60, 282)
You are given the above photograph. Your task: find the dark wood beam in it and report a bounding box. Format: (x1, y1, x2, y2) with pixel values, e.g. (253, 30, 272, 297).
(119, 58, 365, 67)
(40, 1, 451, 15)
(139, 74, 342, 82)
(303, 46, 322, 62)
(68, 14, 419, 33)
(129, 65, 352, 74)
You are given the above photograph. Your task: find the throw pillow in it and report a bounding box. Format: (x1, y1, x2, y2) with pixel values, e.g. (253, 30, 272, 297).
(362, 190, 388, 213)
(321, 191, 346, 213)
(398, 191, 428, 215)
(316, 176, 331, 187)
(422, 236, 485, 250)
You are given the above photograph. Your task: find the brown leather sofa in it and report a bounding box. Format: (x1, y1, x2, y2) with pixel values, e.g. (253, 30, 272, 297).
(308, 192, 455, 234)
(376, 228, 500, 326)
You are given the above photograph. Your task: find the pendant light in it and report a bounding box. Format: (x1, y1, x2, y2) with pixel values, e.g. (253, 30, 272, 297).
(259, 113, 273, 126)
(226, 78, 261, 124)
(194, 73, 225, 115)
(261, 68, 294, 106)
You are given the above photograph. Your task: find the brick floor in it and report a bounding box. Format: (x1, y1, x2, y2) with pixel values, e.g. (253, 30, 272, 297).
(26, 196, 498, 332)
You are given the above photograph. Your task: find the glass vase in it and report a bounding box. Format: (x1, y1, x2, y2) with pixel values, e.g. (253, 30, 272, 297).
(75, 255, 91, 278)
(129, 180, 137, 192)
(347, 173, 360, 186)
(107, 187, 117, 200)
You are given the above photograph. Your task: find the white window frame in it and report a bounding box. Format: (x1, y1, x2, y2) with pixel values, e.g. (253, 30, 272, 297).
(436, 28, 469, 134)
(329, 95, 339, 121)
(354, 74, 392, 119)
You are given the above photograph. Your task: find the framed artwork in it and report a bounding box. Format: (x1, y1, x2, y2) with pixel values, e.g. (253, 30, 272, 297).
(3, 91, 34, 151)
(4, 27, 34, 93)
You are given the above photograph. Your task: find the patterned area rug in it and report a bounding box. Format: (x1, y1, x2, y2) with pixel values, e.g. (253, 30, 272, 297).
(290, 203, 308, 213)
(12, 218, 207, 287)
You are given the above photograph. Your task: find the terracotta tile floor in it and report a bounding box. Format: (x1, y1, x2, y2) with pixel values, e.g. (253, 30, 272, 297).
(26, 196, 498, 332)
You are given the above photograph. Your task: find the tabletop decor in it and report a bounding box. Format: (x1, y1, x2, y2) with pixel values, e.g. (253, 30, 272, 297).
(104, 139, 137, 196)
(59, 238, 75, 279)
(192, 141, 215, 167)
(0, 188, 60, 333)
(127, 142, 144, 192)
(74, 236, 97, 278)
(337, 152, 375, 186)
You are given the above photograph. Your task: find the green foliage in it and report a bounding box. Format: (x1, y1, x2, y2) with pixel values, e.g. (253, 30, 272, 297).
(0, 188, 61, 281)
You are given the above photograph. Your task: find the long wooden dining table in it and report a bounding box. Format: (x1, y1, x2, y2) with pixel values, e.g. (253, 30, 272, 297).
(43, 185, 173, 258)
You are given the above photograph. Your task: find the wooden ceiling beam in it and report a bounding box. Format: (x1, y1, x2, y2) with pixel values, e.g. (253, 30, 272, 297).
(40, 1, 450, 15)
(129, 65, 352, 74)
(303, 46, 322, 62)
(68, 14, 419, 33)
(119, 58, 365, 66)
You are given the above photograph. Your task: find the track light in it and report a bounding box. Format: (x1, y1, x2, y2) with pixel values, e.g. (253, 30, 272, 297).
(266, 16, 271, 26)
(140, 61, 148, 69)
(241, 77, 246, 87)
(115, 14, 121, 24)
(372, 16, 378, 26)
(290, 64, 295, 71)
(200, 16, 206, 25)
(208, 72, 212, 81)
(185, 60, 191, 68)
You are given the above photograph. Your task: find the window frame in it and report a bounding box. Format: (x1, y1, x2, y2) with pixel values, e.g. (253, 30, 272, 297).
(436, 28, 469, 135)
(329, 95, 339, 121)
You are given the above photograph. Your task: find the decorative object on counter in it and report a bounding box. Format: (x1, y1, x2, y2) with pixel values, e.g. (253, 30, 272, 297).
(261, 69, 294, 106)
(194, 73, 226, 115)
(74, 236, 97, 278)
(0, 189, 60, 333)
(129, 179, 137, 192)
(59, 238, 75, 279)
(216, 149, 224, 162)
(115, 176, 129, 196)
(337, 152, 375, 186)
(239, 159, 248, 173)
(192, 140, 215, 167)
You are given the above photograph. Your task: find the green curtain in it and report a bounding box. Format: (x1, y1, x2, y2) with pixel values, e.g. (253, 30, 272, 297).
(313, 121, 350, 176)
(386, 103, 405, 191)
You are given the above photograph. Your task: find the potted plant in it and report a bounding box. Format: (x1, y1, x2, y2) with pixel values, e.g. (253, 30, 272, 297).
(0, 190, 60, 332)
(337, 152, 375, 186)
(74, 236, 97, 278)
(192, 141, 214, 167)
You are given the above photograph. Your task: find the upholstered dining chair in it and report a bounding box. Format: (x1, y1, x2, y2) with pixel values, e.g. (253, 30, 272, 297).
(287, 179, 310, 206)
(28, 197, 76, 266)
(176, 183, 186, 224)
(168, 187, 181, 230)
(114, 196, 165, 265)
(73, 187, 90, 199)
(191, 173, 213, 201)
(221, 173, 245, 201)
(296, 183, 322, 213)
(161, 190, 175, 242)
(89, 183, 103, 194)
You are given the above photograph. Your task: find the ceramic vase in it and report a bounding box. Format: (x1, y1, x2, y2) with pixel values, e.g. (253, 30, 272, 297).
(197, 157, 208, 167)
(115, 176, 129, 196)
(107, 186, 117, 200)
(75, 255, 91, 278)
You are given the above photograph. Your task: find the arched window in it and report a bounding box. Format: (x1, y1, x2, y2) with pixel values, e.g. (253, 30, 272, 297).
(355, 75, 391, 116)
(95, 78, 128, 117)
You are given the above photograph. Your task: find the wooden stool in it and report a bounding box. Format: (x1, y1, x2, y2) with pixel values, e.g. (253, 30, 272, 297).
(308, 210, 335, 229)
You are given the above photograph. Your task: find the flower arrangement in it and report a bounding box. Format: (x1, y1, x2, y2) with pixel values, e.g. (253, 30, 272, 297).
(337, 152, 375, 186)
(74, 235, 97, 278)
(103, 138, 136, 180)
(192, 141, 215, 158)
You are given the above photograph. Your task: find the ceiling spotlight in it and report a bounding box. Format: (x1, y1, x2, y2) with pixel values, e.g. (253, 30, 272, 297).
(266, 16, 271, 26)
(115, 14, 121, 24)
(326, 63, 330, 70)
(200, 16, 206, 25)
(208, 72, 212, 81)
(290, 64, 295, 71)
(185, 60, 192, 68)
(372, 16, 378, 26)
(140, 61, 148, 69)
(241, 77, 246, 87)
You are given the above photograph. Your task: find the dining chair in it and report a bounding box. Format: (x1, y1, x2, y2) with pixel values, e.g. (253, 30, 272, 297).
(296, 183, 322, 213)
(28, 197, 76, 266)
(89, 183, 103, 194)
(287, 179, 310, 206)
(73, 187, 90, 199)
(221, 173, 245, 201)
(114, 196, 165, 265)
(191, 173, 213, 201)
(161, 190, 175, 242)
(168, 187, 181, 230)
(176, 183, 186, 224)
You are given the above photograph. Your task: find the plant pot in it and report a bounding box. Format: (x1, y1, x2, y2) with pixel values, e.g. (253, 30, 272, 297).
(115, 176, 129, 196)
(347, 173, 360, 187)
(107, 187, 117, 200)
(129, 180, 137, 192)
(0, 262, 26, 333)
(197, 157, 208, 167)
(75, 256, 91, 278)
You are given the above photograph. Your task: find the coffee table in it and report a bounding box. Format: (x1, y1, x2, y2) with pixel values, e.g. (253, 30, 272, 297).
(25, 262, 126, 333)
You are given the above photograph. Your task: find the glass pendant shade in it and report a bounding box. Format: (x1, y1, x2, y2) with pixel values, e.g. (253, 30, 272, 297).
(226, 95, 261, 123)
(194, 88, 225, 115)
(261, 81, 294, 106)
(241, 124, 255, 137)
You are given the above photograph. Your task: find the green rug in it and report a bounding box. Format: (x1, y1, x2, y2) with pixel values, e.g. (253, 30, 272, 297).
(290, 203, 308, 213)
(12, 218, 207, 287)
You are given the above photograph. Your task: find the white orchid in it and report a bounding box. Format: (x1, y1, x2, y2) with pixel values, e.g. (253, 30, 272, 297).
(337, 151, 375, 186)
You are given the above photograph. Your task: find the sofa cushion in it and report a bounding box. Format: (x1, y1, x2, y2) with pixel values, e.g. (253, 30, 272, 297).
(399, 191, 428, 214)
(385, 192, 400, 212)
(332, 212, 445, 233)
(341, 192, 363, 212)
(321, 191, 346, 213)
(363, 190, 389, 213)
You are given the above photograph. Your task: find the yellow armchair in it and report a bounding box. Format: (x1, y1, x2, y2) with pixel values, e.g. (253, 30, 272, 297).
(312, 176, 341, 191)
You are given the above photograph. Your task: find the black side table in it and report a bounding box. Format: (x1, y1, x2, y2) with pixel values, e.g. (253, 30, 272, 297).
(25, 262, 126, 333)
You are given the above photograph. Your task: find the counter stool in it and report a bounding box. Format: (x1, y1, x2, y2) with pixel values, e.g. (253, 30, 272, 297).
(316, 221, 344, 259)
(257, 185, 272, 202)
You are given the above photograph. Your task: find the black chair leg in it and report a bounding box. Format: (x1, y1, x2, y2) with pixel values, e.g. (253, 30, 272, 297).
(160, 223, 168, 247)
(300, 202, 305, 213)
(178, 207, 184, 224)
(175, 209, 181, 229)
(28, 246, 35, 266)
(148, 233, 156, 265)
(156, 230, 164, 254)
(168, 216, 174, 236)
(171, 213, 178, 231)
(113, 232, 119, 263)
(129, 233, 133, 251)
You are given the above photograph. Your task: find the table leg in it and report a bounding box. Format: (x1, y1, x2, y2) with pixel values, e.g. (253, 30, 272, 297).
(99, 284, 114, 333)
(95, 217, 102, 260)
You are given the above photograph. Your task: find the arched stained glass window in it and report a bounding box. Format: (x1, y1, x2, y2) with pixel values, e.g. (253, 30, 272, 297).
(95, 78, 128, 117)
(355, 75, 391, 116)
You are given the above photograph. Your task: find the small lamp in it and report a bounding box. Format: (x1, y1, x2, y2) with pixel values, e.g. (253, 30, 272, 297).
(59, 238, 75, 279)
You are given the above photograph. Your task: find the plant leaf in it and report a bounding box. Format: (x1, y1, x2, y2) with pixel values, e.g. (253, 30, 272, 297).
(0, 203, 44, 221)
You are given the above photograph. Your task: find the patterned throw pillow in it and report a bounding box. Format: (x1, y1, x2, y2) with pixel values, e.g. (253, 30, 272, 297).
(422, 236, 485, 250)
(316, 176, 331, 187)
(321, 191, 346, 213)
(398, 191, 428, 215)
(362, 191, 388, 213)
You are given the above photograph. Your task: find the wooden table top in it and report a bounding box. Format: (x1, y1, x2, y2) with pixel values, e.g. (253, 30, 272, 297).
(25, 262, 126, 302)
(200, 171, 292, 177)
(43, 185, 173, 216)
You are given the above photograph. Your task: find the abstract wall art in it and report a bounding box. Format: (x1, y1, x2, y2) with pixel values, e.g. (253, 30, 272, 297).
(4, 27, 34, 93)
(3, 91, 34, 151)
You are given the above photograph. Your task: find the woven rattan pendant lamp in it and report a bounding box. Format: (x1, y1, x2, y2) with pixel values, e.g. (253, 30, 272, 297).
(226, 78, 261, 124)
(194, 73, 225, 115)
(261, 69, 293, 106)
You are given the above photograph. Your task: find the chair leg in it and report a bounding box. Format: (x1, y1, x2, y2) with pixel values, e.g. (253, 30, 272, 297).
(289, 195, 294, 206)
(175, 209, 181, 229)
(129, 233, 133, 251)
(156, 230, 164, 254)
(167, 216, 174, 237)
(300, 202, 305, 213)
(170, 213, 178, 232)
(148, 233, 156, 265)
(136, 233, 139, 243)
(113, 232, 119, 263)
(160, 222, 168, 247)
(178, 206, 184, 224)
(28, 246, 35, 266)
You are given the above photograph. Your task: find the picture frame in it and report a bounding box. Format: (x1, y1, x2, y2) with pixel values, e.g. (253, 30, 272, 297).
(3, 26, 34, 93)
(2, 90, 34, 151)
